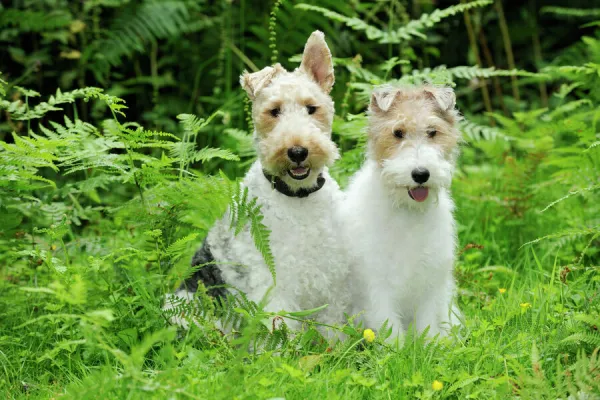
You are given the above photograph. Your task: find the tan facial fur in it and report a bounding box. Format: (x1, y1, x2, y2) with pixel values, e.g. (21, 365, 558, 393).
(240, 31, 338, 189)
(368, 85, 461, 166)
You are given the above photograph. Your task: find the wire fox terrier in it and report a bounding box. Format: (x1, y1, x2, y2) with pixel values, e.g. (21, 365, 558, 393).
(168, 31, 350, 334)
(342, 84, 462, 341)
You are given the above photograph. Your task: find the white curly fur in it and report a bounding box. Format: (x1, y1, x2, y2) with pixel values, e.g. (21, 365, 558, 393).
(341, 84, 462, 342)
(166, 31, 350, 336)
(206, 162, 350, 331)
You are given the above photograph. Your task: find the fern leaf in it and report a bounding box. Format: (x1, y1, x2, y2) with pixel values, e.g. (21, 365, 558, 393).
(248, 203, 276, 284)
(294, 4, 384, 41)
(520, 226, 600, 248)
(382, 0, 493, 43)
(94, 0, 192, 66)
(191, 147, 239, 163)
(0, 9, 72, 32)
(297, 1, 493, 44)
(460, 120, 513, 142)
(561, 332, 600, 347)
(541, 6, 600, 19)
(539, 184, 600, 212)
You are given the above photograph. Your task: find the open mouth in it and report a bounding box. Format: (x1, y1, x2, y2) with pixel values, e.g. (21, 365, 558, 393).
(408, 186, 429, 202)
(288, 167, 310, 180)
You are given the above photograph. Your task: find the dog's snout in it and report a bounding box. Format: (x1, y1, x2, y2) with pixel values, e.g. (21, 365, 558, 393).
(411, 168, 430, 184)
(287, 146, 309, 163)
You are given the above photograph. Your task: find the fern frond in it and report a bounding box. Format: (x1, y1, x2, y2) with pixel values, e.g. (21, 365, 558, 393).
(224, 129, 256, 159)
(229, 188, 276, 284)
(0, 87, 115, 121)
(94, 0, 192, 65)
(0, 75, 6, 97)
(561, 332, 600, 347)
(460, 120, 513, 142)
(294, 4, 383, 41)
(574, 313, 600, 328)
(586, 141, 600, 151)
(539, 184, 600, 212)
(191, 148, 239, 163)
(165, 233, 199, 261)
(177, 112, 224, 136)
(541, 6, 600, 19)
(520, 226, 600, 248)
(381, 0, 493, 43)
(0, 9, 72, 32)
(297, 1, 493, 44)
(545, 63, 600, 77)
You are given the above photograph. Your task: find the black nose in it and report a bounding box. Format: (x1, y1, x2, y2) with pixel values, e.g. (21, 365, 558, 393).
(411, 168, 430, 184)
(287, 146, 308, 163)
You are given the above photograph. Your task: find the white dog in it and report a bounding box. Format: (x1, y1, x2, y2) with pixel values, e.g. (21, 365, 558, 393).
(168, 31, 350, 334)
(342, 84, 462, 341)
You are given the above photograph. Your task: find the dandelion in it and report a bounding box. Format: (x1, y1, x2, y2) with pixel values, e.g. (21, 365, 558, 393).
(432, 380, 444, 391)
(520, 302, 531, 309)
(498, 288, 506, 294)
(363, 328, 375, 343)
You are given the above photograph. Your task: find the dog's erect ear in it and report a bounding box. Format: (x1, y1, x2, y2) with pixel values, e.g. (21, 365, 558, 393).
(424, 86, 456, 112)
(370, 87, 401, 113)
(240, 64, 283, 100)
(299, 30, 335, 93)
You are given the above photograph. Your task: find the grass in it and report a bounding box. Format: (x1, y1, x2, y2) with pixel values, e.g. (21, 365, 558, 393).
(1, 147, 599, 399)
(1, 2, 599, 397)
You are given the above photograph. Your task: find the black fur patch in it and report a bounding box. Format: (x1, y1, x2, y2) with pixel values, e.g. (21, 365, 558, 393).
(179, 238, 228, 299)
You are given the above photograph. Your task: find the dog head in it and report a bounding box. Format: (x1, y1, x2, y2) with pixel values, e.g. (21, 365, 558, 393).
(367, 84, 461, 208)
(240, 31, 338, 192)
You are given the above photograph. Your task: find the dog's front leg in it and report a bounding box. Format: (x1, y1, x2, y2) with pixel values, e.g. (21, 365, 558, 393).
(363, 298, 404, 345)
(414, 280, 457, 338)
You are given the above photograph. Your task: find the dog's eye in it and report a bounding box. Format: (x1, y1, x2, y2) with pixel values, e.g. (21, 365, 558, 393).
(306, 105, 317, 115)
(394, 129, 404, 139)
(427, 129, 437, 138)
(270, 108, 280, 117)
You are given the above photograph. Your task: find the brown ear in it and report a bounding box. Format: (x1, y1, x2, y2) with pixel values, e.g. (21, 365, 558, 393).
(424, 86, 456, 112)
(240, 64, 283, 100)
(369, 87, 401, 113)
(299, 30, 335, 93)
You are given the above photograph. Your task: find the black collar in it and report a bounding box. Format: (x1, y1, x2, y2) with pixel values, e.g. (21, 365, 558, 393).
(263, 170, 326, 198)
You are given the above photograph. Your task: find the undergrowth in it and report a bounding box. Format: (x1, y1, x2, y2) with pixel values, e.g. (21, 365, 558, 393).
(0, 1, 599, 399)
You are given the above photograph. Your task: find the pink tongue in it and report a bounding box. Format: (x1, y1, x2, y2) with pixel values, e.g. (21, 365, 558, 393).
(409, 187, 429, 202)
(292, 167, 307, 174)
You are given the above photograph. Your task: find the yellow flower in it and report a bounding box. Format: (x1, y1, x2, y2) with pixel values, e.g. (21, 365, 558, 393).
(363, 328, 375, 343)
(498, 288, 506, 294)
(520, 302, 531, 309)
(432, 380, 444, 391)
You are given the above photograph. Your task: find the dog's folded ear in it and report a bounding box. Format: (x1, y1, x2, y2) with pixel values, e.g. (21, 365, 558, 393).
(240, 64, 284, 100)
(423, 86, 456, 112)
(299, 30, 335, 93)
(370, 86, 402, 113)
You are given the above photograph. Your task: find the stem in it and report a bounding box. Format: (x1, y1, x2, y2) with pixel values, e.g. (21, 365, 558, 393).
(179, 129, 188, 181)
(225, 1, 232, 96)
(150, 40, 159, 105)
(478, 28, 509, 116)
(529, 0, 548, 107)
(227, 41, 259, 72)
(462, 5, 495, 126)
(109, 108, 146, 207)
(495, 0, 520, 104)
(60, 237, 71, 268)
(26, 96, 31, 136)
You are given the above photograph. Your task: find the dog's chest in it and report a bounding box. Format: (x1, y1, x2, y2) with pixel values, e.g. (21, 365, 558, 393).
(210, 176, 348, 308)
(366, 204, 455, 296)
(262, 193, 346, 301)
